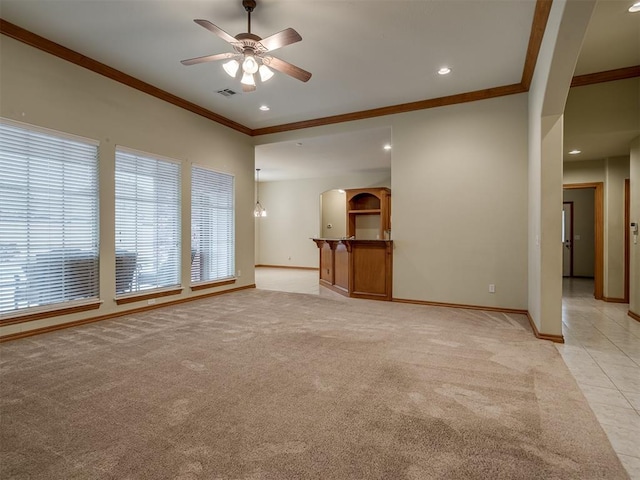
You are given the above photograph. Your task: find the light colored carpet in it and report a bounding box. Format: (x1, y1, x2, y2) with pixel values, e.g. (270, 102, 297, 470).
(0, 289, 629, 479)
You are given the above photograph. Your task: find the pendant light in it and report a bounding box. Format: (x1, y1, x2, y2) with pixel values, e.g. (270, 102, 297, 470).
(254, 168, 267, 217)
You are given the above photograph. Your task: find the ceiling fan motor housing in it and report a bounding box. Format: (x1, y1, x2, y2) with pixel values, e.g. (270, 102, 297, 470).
(243, 0, 256, 13)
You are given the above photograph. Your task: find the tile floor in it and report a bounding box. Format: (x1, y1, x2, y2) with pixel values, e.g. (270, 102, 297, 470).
(558, 278, 640, 478)
(255, 268, 640, 478)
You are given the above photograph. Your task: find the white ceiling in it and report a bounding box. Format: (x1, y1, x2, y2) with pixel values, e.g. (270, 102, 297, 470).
(1, 0, 639, 180)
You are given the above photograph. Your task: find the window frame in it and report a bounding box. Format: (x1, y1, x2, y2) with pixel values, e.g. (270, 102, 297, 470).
(0, 118, 100, 320)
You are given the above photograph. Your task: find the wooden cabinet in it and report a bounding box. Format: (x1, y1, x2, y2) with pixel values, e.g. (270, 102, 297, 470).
(312, 238, 392, 301)
(313, 187, 392, 301)
(346, 188, 391, 240)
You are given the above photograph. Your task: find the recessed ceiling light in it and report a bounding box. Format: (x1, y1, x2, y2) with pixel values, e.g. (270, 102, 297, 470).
(296, 142, 303, 147)
(568, 149, 581, 155)
(438, 67, 452, 75)
(259, 105, 270, 111)
(383, 144, 392, 151)
(629, 2, 640, 12)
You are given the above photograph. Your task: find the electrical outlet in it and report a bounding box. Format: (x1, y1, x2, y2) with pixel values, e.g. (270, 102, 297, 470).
(237, 269, 241, 277)
(489, 284, 495, 293)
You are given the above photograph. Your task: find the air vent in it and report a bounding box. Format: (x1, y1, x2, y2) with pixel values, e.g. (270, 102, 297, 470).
(217, 88, 237, 98)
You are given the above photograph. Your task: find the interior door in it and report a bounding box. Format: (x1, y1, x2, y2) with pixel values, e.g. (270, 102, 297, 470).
(562, 202, 573, 277)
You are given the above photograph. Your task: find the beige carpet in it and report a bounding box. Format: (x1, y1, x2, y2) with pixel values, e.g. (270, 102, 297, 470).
(0, 289, 629, 479)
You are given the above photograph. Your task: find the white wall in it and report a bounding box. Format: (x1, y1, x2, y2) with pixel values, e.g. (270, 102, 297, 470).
(255, 93, 530, 310)
(0, 36, 256, 336)
(256, 171, 391, 267)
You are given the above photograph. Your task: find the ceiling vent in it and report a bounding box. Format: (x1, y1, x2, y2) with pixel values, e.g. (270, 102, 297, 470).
(217, 88, 238, 97)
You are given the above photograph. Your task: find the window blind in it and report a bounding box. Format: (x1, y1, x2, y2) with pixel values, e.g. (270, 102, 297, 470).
(115, 148, 181, 294)
(191, 166, 235, 283)
(0, 120, 99, 315)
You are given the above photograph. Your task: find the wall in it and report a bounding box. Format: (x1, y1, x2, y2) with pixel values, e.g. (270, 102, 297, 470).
(563, 157, 630, 299)
(257, 171, 391, 267)
(321, 189, 347, 238)
(563, 188, 595, 276)
(255, 93, 530, 310)
(605, 157, 631, 299)
(527, 0, 596, 337)
(630, 137, 640, 316)
(0, 36, 256, 337)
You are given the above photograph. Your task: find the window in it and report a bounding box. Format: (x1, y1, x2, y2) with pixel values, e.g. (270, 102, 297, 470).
(191, 166, 235, 283)
(0, 120, 99, 315)
(115, 148, 181, 294)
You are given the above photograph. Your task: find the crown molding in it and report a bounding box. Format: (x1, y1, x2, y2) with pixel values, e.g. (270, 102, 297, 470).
(5, 4, 635, 138)
(0, 19, 252, 136)
(571, 65, 640, 88)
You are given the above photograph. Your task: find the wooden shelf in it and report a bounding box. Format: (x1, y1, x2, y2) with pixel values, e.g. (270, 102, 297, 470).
(346, 188, 391, 240)
(348, 209, 380, 215)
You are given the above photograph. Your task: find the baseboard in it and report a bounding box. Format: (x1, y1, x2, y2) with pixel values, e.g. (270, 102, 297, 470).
(603, 296, 627, 304)
(392, 297, 528, 315)
(392, 297, 562, 342)
(0, 284, 256, 343)
(255, 264, 318, 271)
(526, 312, 565, 343)
(629, 310, 640, 323)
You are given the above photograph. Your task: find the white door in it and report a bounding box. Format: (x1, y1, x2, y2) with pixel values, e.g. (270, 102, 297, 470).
(562, 202, 573, 277)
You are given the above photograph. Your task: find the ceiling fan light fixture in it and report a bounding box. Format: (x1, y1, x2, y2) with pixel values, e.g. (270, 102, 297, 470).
(241, 72, 256, 86)
(242, 54, 259, 74)
(222, 59, 240, 77)
(259, 65, 274, 82)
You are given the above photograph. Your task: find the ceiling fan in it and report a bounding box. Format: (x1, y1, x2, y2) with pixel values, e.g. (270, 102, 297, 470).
(181, 0, 312, 93)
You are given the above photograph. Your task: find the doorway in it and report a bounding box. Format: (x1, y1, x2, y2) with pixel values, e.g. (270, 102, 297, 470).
(562, 201, 573, 277)
(562, 183, 603, 299)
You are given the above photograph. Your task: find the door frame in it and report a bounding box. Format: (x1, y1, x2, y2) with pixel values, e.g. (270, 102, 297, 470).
(563, 182, 604, 300)
(562, 201, 574, 277)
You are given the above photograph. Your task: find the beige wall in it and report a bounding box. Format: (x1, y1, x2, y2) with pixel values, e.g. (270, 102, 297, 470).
(605, 157, 631, 299)
(630, 137, 640, 316)
(0, 36, 256, 336)
(256, 171, 391, 267)
(563, 157, 630, 299)
(563, 188, 595, 277)
(321, 189, 348, 239)
(255, 93, 530, 310)
(527, 0, 596, 337)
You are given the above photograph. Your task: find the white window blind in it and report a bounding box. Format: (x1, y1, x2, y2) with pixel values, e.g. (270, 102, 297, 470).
(191, 166, 235, 283)
(115, 148, 181, 294)
(0, 120, 99, 315)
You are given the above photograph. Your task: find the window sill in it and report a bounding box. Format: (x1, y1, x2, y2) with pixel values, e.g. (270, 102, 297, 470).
(115, 287, 183, 305)
(0, 299, 103, 326)
(191, 278, 236, 291)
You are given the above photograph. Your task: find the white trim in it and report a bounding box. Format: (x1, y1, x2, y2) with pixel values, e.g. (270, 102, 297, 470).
(115, 144, 183, 165)
(0, 117, 100, 146)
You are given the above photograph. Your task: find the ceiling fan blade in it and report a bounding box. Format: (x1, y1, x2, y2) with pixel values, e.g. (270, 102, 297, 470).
(267, 57, 312, 82)
(242, 83, 257, 93)
(258, 28, 302, 52)
(180, 52, 233, 66)
(194, 19, 237, 45)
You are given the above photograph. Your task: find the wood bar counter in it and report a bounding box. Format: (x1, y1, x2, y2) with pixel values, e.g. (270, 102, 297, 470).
(312, 238, 393, 301)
